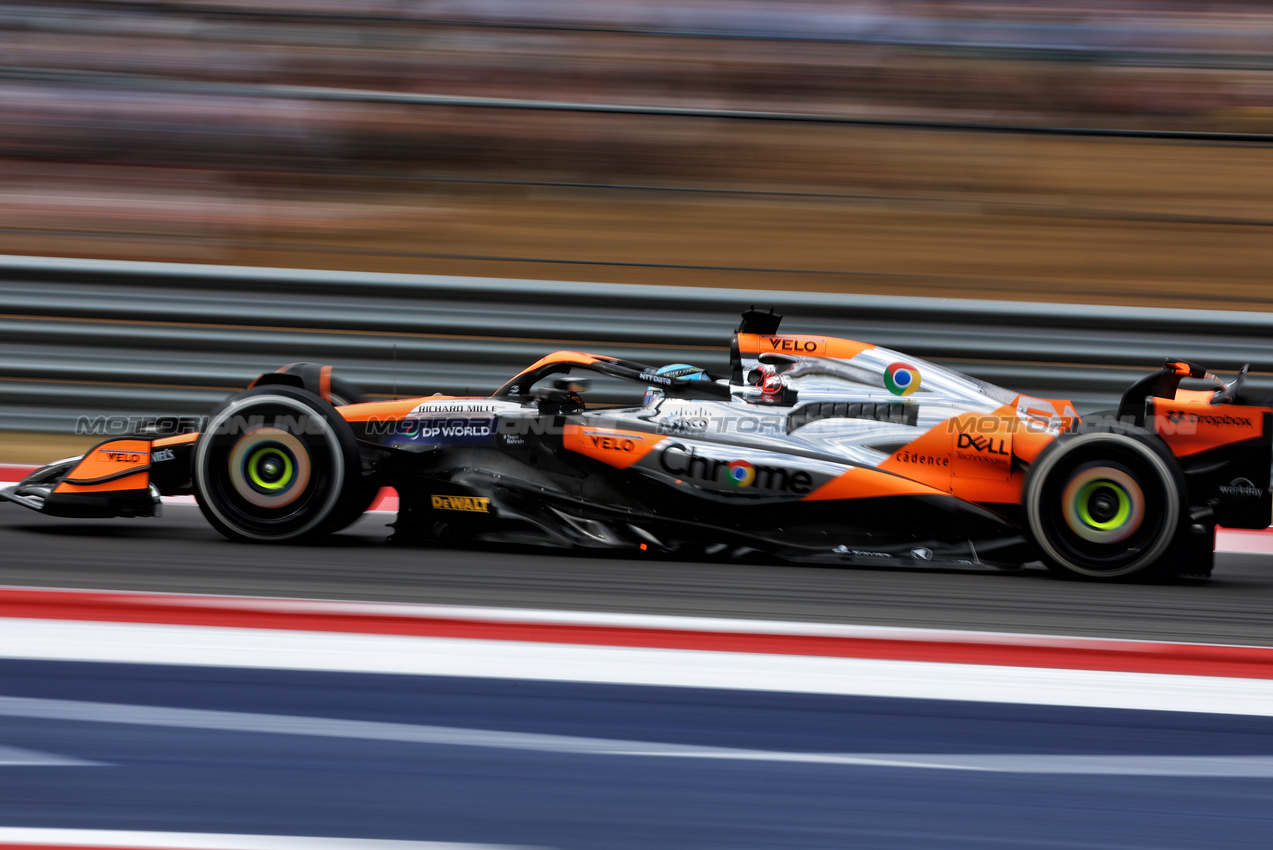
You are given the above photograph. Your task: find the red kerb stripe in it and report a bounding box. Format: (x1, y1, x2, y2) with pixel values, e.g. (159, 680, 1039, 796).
(2, 588, 1273, 680)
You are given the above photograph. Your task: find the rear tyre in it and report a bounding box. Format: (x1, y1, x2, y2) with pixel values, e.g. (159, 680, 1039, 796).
(193, 386, 371, 542)
(1024, 423, 1187, 580)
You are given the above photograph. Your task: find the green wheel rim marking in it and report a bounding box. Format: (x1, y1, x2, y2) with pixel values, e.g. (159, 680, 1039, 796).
(1074, 480, 1131, 531)
(246, 446, 294, 491)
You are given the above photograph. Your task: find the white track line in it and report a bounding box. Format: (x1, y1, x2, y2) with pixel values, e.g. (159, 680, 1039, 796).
(0, 743, 103, 766)
(0, 828, 537, 849)
(2, 696, 1271, 776)
(4, 619, 1273, 716)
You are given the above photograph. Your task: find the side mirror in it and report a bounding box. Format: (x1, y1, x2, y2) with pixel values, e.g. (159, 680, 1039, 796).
(553, 378, 590, 393)
(531, 383, 585, 415)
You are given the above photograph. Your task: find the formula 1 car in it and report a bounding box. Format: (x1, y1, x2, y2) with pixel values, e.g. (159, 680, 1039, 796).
(4, 309, 1269, 580)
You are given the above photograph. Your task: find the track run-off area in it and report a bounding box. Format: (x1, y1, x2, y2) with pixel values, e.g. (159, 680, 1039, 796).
(4, 467, 1273, 848)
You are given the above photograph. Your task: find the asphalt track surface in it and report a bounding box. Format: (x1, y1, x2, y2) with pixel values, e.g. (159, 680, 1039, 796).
(5, 659, 1273, 850)
(3, 505, 1273, 646)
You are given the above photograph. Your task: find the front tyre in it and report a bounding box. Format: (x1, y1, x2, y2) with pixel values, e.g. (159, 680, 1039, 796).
(1024, 424, 1187, 580)
(193, 386, 365, 542)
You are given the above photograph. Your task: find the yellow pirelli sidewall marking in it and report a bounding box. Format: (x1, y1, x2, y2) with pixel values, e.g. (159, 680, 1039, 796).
(431, 495, 491, 513)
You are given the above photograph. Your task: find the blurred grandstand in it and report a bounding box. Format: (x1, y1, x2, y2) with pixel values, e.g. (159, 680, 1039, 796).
(0, 1, 1271, 304)
(5, 0, 1273, 172)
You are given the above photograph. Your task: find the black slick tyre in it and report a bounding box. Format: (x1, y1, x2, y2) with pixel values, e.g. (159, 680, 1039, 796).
(193, 386, 370, 542)
(325, 377, 366, 408)
(1024, 423, 1187, 581)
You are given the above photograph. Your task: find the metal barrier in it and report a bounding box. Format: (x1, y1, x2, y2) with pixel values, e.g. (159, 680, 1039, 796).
(2, 254, 1272, 433)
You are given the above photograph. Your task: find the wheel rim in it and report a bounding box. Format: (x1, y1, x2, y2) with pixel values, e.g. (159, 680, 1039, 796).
(1026, 431, 1181, 578)
(194, 393, 346, 541)
(227, 427, 311, 509)
(1061, 466, 1144, 544)
(246, 447, 292, 491)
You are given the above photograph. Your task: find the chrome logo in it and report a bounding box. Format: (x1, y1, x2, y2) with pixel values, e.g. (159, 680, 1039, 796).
(726, 460, 756, 487)
(884, 362, 920, 396)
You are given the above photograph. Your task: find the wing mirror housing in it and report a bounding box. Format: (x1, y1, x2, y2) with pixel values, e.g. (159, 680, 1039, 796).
(553, 378, 590, 393)
(530, 378, 588, 415)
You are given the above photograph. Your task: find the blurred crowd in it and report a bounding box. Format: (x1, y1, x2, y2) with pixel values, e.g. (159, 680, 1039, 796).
(4, 0, 1273, 177)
